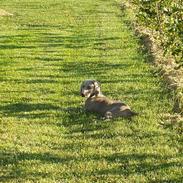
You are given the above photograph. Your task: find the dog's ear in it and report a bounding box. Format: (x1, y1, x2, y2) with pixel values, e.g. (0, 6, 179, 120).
(92, 80, 101, 96)
(92, 80, 100, 88)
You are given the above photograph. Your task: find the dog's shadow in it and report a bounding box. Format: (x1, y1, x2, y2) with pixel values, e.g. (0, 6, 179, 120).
(62, 105, 134, 137)
(62, 106, 111, 134)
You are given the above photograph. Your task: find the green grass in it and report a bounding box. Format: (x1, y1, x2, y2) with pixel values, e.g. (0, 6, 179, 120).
(0, 0, 182, 182)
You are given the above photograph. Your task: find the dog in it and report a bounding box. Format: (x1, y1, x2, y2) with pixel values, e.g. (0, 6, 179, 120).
(80, 80, 138, 119)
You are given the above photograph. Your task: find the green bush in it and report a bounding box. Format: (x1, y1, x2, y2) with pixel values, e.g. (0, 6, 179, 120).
(132, 0, 183, 67)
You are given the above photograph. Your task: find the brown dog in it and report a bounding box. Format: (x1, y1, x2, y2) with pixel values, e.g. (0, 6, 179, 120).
(80, 80, 138, 119)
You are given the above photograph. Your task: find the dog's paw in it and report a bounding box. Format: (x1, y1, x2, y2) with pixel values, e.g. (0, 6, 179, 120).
(103, 111, 113, 120)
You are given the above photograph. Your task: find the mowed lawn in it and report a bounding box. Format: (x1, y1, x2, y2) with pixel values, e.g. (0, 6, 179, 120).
(0, 0, 182, 182)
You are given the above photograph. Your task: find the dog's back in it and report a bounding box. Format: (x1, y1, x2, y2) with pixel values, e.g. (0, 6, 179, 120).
(85, 96, 137, 119)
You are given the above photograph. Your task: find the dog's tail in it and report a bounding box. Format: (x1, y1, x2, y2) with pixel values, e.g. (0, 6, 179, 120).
(124, 110, 138, 118)
(120, 109, 138, 118)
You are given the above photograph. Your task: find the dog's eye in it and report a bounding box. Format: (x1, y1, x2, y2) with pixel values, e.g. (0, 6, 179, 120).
(87, 86, 92, 89)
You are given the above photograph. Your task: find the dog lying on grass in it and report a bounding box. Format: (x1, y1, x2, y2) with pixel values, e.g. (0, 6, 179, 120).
(80, 79, 138, 119)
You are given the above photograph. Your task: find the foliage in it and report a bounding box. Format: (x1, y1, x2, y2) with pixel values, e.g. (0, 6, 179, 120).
(132, 0, 183, 66)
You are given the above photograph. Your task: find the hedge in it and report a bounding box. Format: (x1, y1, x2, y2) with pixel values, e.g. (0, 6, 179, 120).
(132, 0, 183, 68)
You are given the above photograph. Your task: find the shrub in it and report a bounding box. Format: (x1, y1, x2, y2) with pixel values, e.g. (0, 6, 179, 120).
(132, 0, 183, 67)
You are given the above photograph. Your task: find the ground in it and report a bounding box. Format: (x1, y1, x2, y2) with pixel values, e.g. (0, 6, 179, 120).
(0, 0, 182, 182)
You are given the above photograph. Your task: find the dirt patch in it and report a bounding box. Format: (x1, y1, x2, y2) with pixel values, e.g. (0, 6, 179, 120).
(0, 9, 13, 16)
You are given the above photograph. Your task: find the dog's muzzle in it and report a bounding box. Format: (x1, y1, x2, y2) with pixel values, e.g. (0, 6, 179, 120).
(80, 90, 87, 97)
(80, 90, 92, 98)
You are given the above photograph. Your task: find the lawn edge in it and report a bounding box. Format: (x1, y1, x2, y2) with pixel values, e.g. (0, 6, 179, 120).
(119, 1, 183, 115)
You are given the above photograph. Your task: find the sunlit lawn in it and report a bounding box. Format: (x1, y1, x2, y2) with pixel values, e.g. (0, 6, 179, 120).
(0, 0, 182, 182)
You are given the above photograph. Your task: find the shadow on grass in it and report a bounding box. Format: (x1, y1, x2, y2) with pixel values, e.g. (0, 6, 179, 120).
(0, 102, 63, 119)
(0, 101, 88, 122)
(0, 151, 74, 166)
(0, 150, 182, 182)
(0, 44, 36, 49)
(0, 103, 60, 112)
(0, 151, 74, 182)
(61, 61, 132, 78)
(61, 102, 111, 134)
(95, 152, 182, 179)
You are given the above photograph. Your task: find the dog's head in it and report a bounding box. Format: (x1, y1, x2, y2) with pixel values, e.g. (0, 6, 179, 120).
(80, 80, 101, 98)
